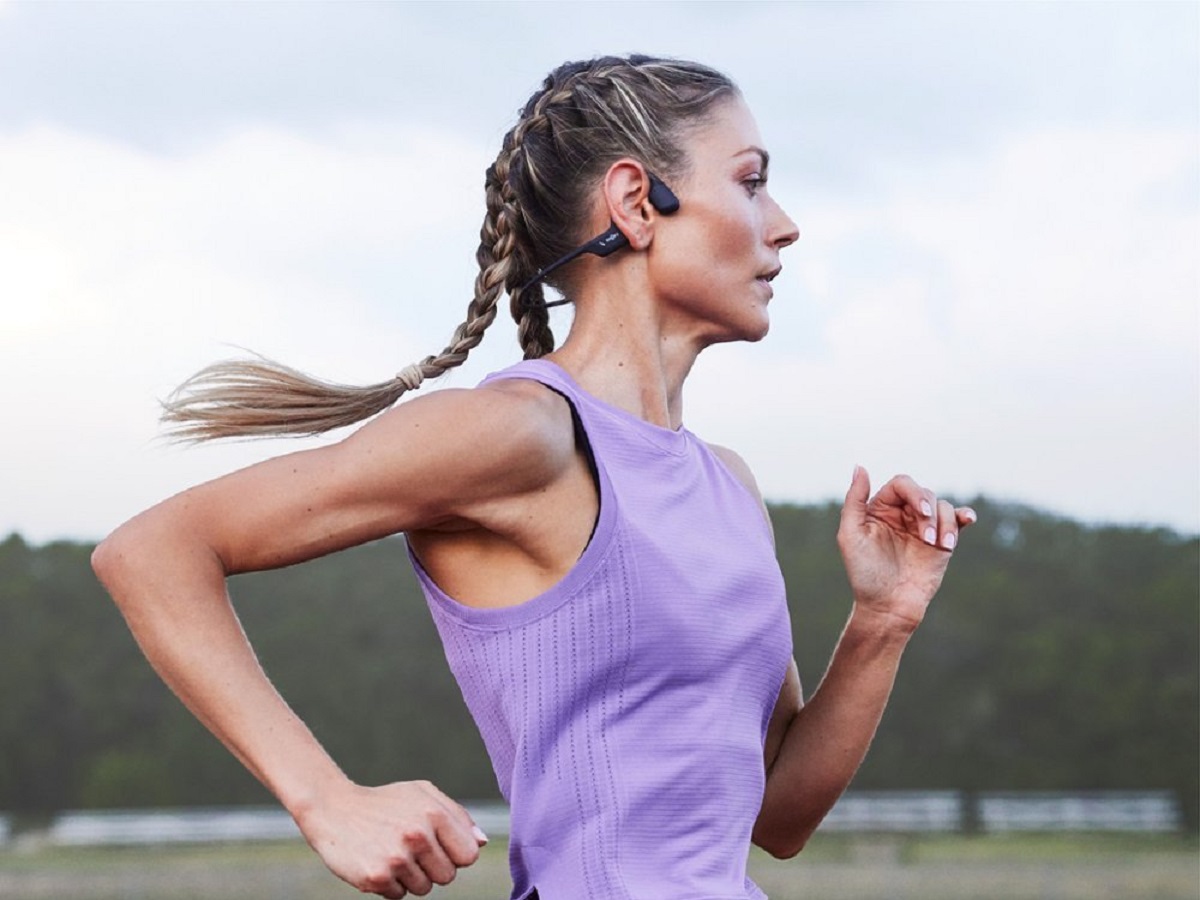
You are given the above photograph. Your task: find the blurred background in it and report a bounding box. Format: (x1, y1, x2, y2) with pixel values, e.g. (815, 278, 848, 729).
(0, 1, 1196, 898)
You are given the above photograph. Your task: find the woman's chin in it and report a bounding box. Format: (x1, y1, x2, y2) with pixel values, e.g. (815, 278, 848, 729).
(740, 313, 771, 343)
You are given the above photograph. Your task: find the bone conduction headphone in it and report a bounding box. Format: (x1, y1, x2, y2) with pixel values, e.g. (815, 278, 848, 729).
(520, 173, 680, 307)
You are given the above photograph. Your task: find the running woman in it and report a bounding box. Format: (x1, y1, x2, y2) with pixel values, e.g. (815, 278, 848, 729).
(93, 55, 976, 899)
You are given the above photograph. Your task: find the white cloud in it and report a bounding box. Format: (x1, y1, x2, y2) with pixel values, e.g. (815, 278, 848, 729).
(0, 123, 507, 542)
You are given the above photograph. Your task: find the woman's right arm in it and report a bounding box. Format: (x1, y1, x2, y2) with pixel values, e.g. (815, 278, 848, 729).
(91, 383, 575, 897)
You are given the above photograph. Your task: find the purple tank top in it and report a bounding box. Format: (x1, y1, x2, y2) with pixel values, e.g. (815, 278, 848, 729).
(409, 360, 793, 900)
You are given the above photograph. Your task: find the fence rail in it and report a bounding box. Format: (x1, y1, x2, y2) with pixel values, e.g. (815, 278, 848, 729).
(820, 791, 962, 832)
(47, 808, 302, 846)
(979, 791, 1182, 833)
(0, 791, 1184, 849)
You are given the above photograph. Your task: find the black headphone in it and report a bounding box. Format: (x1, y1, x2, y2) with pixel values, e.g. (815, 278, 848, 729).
(520, 173, 680, 307)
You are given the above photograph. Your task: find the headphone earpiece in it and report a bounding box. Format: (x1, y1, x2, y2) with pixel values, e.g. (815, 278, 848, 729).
(647, 174, 680, 215)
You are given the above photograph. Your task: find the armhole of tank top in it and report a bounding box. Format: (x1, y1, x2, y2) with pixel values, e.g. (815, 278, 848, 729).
(478, 365, 602, 555)
(411, 367, 617, 627)
(542, 383, 601, 556)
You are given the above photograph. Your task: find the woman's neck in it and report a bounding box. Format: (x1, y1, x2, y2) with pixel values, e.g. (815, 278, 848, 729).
(547, 281, 704, 432)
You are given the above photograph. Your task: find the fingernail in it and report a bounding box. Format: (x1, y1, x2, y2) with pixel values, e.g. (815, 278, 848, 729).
(472, 825, 489, 844)
(942, 533, 957, 550)
(963, 509, 978, 523)
(920, 500, 933, 517)
(924, 526, 937, 545)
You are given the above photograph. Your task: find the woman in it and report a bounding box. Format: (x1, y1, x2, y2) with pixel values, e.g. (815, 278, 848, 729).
(93, 55, 975, 899)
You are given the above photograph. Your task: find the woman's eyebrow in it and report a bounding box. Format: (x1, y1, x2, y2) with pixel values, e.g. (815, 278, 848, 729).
(735, 147, 771, 172)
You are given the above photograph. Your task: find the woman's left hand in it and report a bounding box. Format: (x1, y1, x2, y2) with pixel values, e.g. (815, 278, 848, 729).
(837, 466, 976, 632)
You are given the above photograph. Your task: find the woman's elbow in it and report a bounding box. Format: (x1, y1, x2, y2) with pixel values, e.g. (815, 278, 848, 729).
(92, 517, 165, 596)
(91, 527, 137, 596)
(753, 824, 812, 860)
(92, 532, 119, 585)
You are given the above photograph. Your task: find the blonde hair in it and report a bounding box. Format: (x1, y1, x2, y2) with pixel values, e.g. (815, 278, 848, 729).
(162, 55, 737, 441)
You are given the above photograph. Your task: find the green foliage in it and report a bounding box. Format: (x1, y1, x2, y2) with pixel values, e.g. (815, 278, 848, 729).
(777, 500, 1200, 829)
(0, 503, 1196, 830)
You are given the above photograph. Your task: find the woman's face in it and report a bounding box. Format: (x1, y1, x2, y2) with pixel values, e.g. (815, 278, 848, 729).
(647, 97, 799, 345)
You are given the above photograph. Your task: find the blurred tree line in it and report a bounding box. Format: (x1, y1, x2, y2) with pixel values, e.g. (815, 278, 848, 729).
(1, 499, 1196, 828)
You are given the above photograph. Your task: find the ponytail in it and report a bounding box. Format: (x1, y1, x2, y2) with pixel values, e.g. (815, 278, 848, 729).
(163, 150, 526, 442)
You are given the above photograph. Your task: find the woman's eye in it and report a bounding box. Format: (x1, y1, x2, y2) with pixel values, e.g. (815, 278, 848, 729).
(744, 175, 766, 197)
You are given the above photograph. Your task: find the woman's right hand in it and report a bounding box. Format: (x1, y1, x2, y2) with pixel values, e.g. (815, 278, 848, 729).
(295, 778, 488, 898)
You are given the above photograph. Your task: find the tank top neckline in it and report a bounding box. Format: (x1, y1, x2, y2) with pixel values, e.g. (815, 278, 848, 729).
(504, 359, 692, 457)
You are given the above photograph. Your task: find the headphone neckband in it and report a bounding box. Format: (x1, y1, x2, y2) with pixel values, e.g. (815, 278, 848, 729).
(519, 173, 680, 306)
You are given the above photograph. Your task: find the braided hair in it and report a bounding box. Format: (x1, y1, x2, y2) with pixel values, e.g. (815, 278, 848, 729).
(162, 55, 737, 441)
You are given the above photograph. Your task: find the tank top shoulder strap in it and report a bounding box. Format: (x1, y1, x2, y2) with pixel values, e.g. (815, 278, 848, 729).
(480, 359, 691, 459)
(480, 358, 585, 405)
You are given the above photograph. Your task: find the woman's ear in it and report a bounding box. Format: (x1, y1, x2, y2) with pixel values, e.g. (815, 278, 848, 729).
(601, 161, 659, 251)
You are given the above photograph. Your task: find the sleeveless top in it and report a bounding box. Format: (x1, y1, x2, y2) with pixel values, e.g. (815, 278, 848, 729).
(409, 360, 793, 900)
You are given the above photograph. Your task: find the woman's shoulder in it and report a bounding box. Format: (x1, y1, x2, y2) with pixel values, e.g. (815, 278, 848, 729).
(354, 377, 580, 500)
(703, 441, 762, 499)
(703, 441, 774, 535)
(476, 376, 580, 464)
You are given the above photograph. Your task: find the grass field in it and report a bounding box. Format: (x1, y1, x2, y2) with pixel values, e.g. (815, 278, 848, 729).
(1, 833, 1196, 899)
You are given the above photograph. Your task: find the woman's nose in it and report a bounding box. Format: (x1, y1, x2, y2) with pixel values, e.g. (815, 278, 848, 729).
(771, 200, 800, 249)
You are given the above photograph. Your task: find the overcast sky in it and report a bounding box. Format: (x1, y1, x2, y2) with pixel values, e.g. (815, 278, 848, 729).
(1, 0, 1197, 543)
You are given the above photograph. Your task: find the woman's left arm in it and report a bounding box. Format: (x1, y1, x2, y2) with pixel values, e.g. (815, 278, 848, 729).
(752, 465, 976, 858)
